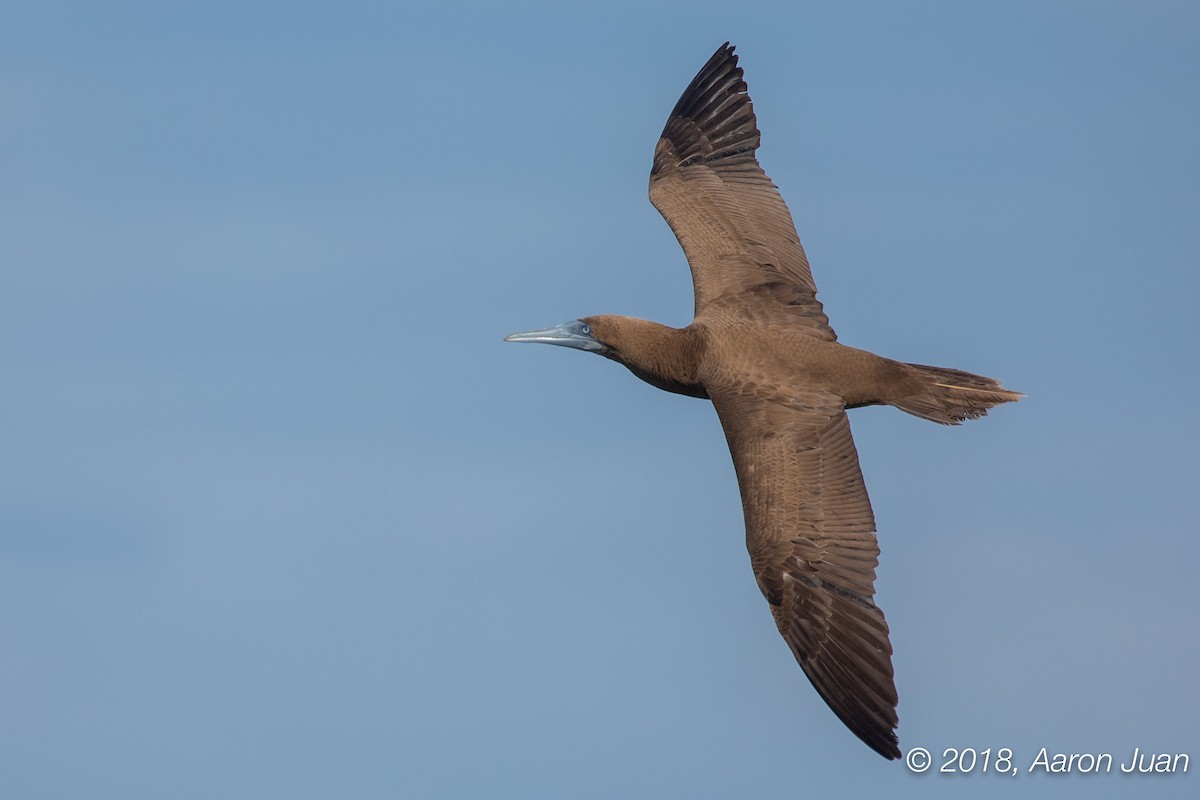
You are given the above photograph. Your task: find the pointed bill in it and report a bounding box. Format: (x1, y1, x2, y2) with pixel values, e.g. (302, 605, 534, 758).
(503, 320, 604, 352)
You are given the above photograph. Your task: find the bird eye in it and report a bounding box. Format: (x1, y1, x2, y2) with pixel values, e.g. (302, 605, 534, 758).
(580, 324, 592, 335)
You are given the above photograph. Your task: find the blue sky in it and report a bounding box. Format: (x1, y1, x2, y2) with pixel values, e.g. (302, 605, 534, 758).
(3, 2, 1198, 798)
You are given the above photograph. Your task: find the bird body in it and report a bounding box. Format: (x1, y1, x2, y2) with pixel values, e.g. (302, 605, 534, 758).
(582, 314, 958, 416)
(506, 43, 1020, 760)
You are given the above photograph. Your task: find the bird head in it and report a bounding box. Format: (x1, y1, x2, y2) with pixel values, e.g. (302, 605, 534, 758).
(503, 317, 610, 355)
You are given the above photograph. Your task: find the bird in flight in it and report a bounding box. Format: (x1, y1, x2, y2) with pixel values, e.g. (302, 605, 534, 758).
(506, 42, 1020, 759)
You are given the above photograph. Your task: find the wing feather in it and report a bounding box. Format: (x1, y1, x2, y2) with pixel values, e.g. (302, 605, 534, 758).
(650, 43, 834, 339)
(711, 389, 900, 759)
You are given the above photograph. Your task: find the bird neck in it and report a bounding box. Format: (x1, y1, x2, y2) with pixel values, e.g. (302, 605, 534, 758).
(592, 316, 707, 399)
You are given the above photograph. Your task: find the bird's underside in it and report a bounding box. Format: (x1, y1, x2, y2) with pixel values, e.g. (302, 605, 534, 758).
(651, 42, 903, 759)
(506, 42, 1020, 760)
(711, 388, 900, 757)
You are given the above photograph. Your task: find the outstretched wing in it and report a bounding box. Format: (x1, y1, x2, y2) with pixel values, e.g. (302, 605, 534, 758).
(649, 43, 834, 339)
(710, 388, 900, 759)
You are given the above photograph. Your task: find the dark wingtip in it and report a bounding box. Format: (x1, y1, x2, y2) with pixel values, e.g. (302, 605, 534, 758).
(876, 735, 902, 761)
(845, 710, 900, 759)
(835, 699, 900, 759)
(655, 40, 759, 174)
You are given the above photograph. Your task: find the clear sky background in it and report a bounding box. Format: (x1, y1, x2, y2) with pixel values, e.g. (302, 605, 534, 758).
(3, 2, 1198, 798)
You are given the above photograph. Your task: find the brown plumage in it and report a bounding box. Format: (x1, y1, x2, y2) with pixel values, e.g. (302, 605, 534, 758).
(506, 42, 1020, 760)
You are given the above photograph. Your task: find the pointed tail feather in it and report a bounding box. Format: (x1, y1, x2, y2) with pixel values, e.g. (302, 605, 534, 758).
(892, 363, 1022, 425)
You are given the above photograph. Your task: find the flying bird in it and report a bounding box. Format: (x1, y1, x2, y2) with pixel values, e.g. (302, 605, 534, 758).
(505, 42, 1019, 760)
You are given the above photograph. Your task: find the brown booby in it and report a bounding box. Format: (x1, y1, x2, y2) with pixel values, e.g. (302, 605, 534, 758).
(505, 42, 1020, 760)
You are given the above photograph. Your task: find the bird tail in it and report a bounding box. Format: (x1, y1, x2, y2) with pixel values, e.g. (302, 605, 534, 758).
(891, 363, 1022, 425)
